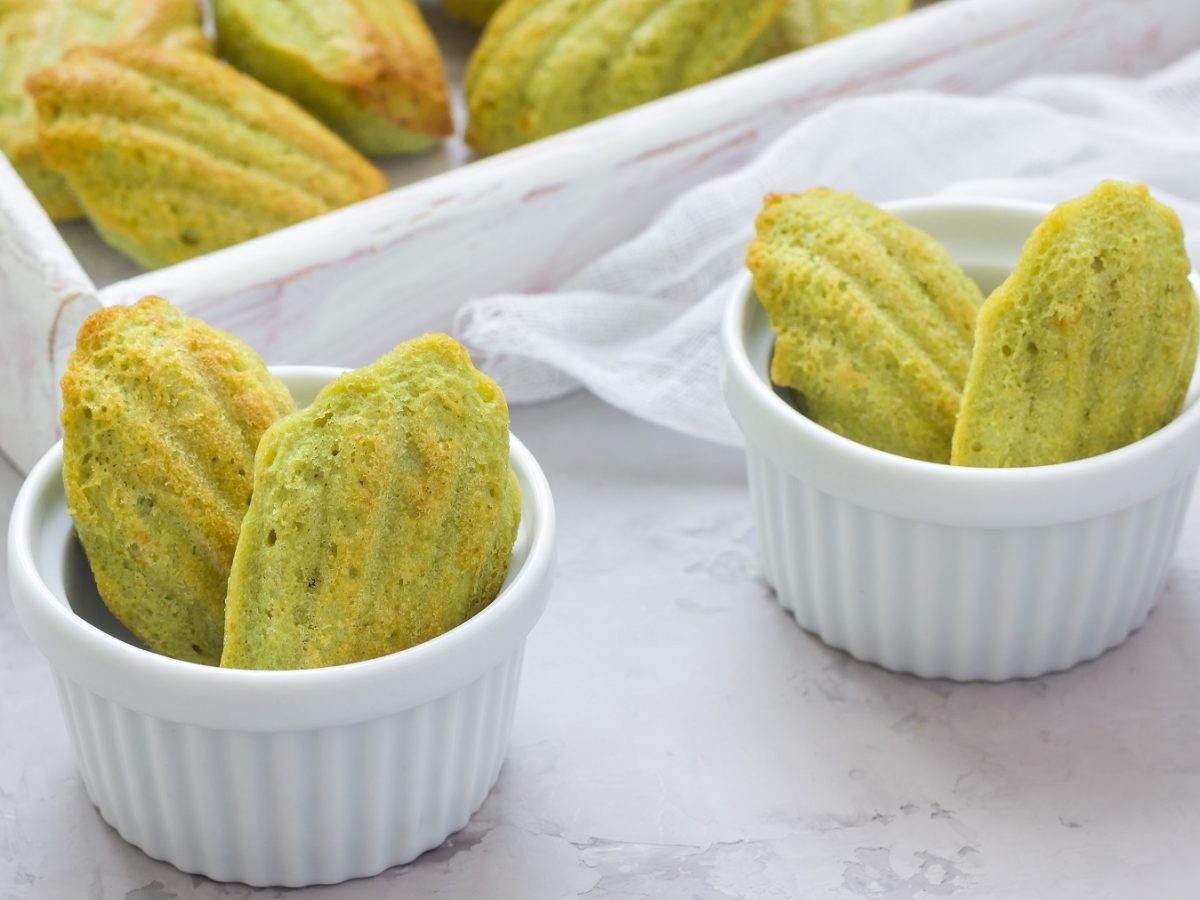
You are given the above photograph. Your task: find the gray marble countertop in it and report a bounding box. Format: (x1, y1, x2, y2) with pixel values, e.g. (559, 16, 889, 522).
(3, 392, 1200, 899)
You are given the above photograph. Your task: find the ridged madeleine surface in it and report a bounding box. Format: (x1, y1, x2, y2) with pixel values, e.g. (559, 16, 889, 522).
(0, 0, 206, 221)
(465, 0, 785, 154)
(952, 181, 1200, 468)
(213, 0, 453, 155)
(746, 189, 982, 463)
(61, 296, 297, 665)
(26, 44, 387, 269)
(444, 0, 506, 26)
(222, 334, 522, 671)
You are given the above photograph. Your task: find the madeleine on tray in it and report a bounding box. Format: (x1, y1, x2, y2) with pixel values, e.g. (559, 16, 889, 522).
(214, 0, 454, 155)
(0, 0, 207, 221)
(465, 0, 786, 153)
(26, 44, 387, 269)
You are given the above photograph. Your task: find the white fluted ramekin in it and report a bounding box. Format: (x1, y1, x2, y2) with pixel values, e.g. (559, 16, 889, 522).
(8, 366, 555, 887)
(723, 198, 1200, 681)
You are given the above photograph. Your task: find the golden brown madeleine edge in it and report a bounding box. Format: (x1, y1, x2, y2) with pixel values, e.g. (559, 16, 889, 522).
(357, 0, 454, 136)
(214, 0, 453, 139)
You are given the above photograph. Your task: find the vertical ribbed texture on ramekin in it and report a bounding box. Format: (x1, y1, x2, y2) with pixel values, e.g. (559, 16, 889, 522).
(50, 647, 525, 887)
(746, 448, 1194, 681)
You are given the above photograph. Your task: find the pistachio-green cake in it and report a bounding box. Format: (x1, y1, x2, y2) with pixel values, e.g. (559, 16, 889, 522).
(746, 188, 983, 463)
(26, 44, 387, 269)
(465, 0, 785, 154)
(61, 297, 297, 665)
(222, 334, 522, 670)
(952, 181, 1200, 468)
(443, 0, 506, 27)
(213, 0, 454, 155)
(0, 0, 207, 221)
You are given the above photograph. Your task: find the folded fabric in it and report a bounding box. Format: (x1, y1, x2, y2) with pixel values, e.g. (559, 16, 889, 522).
(455, 49, 1200, 447)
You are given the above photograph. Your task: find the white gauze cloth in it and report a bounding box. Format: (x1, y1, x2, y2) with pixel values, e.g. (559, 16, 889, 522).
(455, 50, 1200, 446)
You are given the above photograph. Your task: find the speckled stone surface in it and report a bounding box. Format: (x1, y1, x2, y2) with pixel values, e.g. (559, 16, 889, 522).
(3, 392, 1200, 899)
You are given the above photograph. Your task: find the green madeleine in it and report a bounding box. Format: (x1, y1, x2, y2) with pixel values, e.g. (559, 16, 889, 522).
(465, 0, 785, 154)
(26, 44, 387, 269)
(61, 297, 297, 665)
(952, 181, 1200, 467)
(222, 334, 522, 670)
(746, 188, 983, 463)
(0, 0, 207, 221)
(213, 0, 453, 155)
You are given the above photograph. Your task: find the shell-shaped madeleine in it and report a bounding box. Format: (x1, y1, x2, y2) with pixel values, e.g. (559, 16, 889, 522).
(443, 0, 506, 27)
(213, 0, 453, 155)
(26, 44, 387, 269)
(222, 334, 522, 671)
(0, 0, 207, 221)
(465, 0, 785, 154)
(746, 189, 982, 463)
(61, 296, 297, 665)
(952, 181, 1200, 468)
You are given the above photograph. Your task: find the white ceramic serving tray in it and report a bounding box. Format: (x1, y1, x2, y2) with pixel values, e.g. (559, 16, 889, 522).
(3, 0, 1198, 473)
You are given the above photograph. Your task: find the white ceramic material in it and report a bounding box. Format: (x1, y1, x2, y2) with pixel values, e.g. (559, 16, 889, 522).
(723, 198, 1200, 682)
(6, 366, 556, 887)
(5, 0, 1199, 474)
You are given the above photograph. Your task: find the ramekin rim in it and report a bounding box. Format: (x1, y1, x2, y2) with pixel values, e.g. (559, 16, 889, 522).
(723, 195, 1200, 486)
(8, 367, 556, 692)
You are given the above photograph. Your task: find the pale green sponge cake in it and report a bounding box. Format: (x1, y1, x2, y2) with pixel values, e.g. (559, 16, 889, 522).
(746, 188, 983, 463)
(0, 0, 207, 221)
(465, 0, 785, 154)
(952, 181, 1200, 468)
(222, 334, 522, 670)
(444, 0, 506, 26)
(213, 0, 453, 155)
(61, 297, 297, 665)
(26, 44, 387, 269)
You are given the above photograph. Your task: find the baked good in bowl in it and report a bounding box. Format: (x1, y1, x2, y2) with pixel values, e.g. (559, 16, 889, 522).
(464, 0, 786, 153)
(952, 180, 1200, 467)
(213, 0, 454, 155)
(724, 196, 1200, 680)
(745, 188, 982, 463)
(26, 44, 387, 268)
(223, 334, 521, 670)
(60, 296, 295, 665)
(9, 363, 555, 885)
(0, 0, 207, 220)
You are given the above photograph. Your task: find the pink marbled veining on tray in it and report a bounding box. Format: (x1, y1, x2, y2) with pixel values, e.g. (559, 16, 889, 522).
(0, 157, 98, 471)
